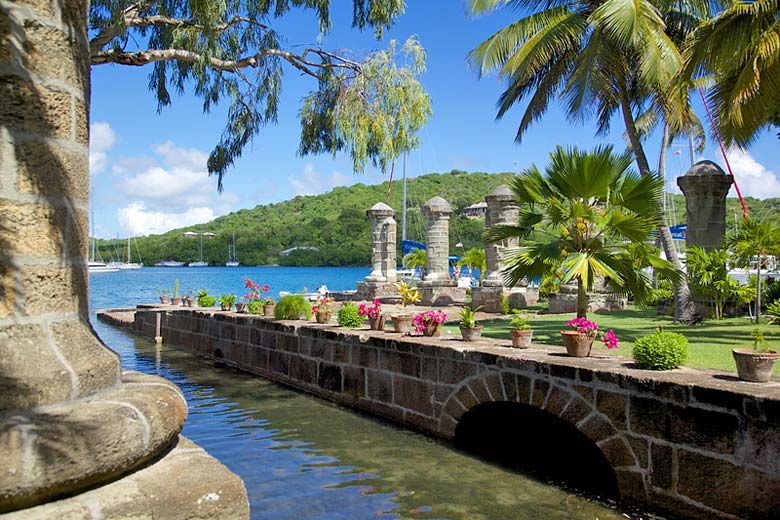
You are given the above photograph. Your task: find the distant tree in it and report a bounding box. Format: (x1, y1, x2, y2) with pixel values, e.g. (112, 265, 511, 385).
(89, 1, 431, 189)
(486, 146, 681, 319)
(457, 248, 487, 285)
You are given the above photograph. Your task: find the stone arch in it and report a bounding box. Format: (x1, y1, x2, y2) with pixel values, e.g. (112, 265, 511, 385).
(438, 370, 644, 500)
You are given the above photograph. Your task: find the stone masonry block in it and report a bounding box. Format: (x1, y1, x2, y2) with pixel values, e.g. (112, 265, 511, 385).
(482, 372, 504, 402)
(0, 77, 72, 139)
(578, 413, 618, 444)
(15, 141, 89, 202)
(268, 350, 290, 376)
(366, 370, 392, 402)
(438, 358, 478, 385)
(530, 379, 550, 408)
(20, 264, 84, 316)
(560, 395, 592, 426)
(543, 385, 571, 417)
(50, 320, 120, 397)
(23, 20, 88, 92)
(597, 436, 637, 469)
(393, 376, 434, 416)
(318, 362, 342, 393)
(649, 443, 673, 490)
(629, 397, 738, 455)
(596, 390, 628, 431)
(677, 449, 780, 518)
(342, 366, 365, 398)
(467, 378, 491, 405)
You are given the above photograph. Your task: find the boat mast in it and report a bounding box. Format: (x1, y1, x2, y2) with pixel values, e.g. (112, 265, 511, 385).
(402, 152, 407, 242)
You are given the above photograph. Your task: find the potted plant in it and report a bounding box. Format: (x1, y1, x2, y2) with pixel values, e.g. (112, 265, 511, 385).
(158, 288, 170, 305)
(561, 317, 619, 357)
(733, 329, 778, 382)
(197, 289, 216, 308)
(509, 312, 533, 349)
(458, 305, 484, 341)
(391, 282, 420, 334)
(413, 309, 447, 337)
(171, 279, 182, 306)
(358, 299, 384, 330)
(262, 297, 276, 316)
(219, 293, 236, 311)
(312, 295, 335, 323)
(235, 299, 249, 313)
(182, 290, 195, 307)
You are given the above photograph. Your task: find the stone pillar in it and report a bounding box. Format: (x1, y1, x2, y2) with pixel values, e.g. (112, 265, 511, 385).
(483, 185, 519, 287)
(472, 185, 539, 312)
(422, 196, 453, 284)
(365, 203, 397, 283)
(677, 161, 734, 250)
(0, 2, 247, 516)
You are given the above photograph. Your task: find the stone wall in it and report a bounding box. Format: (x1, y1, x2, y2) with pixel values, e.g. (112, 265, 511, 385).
(117, 307, 780, 520)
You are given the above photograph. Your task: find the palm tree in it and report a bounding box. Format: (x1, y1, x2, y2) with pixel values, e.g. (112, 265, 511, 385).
(685, 0, 780, 146)
(457, 248, 487, 285)
(486, 145, 681, 319)
(468, 0, 709, 321)
(727, 216, 780, 323)
(403, 248, 427, 272)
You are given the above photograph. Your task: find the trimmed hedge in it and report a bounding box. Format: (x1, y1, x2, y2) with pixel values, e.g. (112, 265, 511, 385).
(632, 330, 689, 370)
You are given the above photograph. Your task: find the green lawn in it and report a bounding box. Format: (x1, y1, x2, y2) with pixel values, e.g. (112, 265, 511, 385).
(443, 308, 780, 373)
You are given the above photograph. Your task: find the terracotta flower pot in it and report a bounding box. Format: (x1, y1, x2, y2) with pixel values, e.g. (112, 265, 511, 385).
(423, 322, 442, 337)
(733, 348, 778, 382)
(235, 302, 248, 313)
(368, 315, 386, 331)
(263, 304, 275, 316)
(220, 303, 231, 311)
(159, 296, 170, 305)
(510, 329, 534, 349)
(390, 314, 414, 334)
(171, 297, 182, 306)
(315, 311, 331, 324)
(560, 331, 596, 357)
(460, 325, 483, 342)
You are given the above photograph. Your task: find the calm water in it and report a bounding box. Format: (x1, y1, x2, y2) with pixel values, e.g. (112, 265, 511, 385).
(90, 267, 629, 520)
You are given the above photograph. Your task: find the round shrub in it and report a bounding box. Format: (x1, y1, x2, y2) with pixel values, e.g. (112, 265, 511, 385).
(337, 302, 363, 328)
(248, 300, 263, 315)
(274, 294, 312, 320)
(632, 331, 689, 370)
(197, 294, 216, 307)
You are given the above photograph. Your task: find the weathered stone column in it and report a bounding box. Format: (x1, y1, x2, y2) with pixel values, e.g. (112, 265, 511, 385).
(677, 161, 734, 251)
(472, 185, 539, 312)
(0, 2, 247, 516)
(483, 185, 519, 287)
(422, 196, 453, 283)
(365, 202, 397, 283)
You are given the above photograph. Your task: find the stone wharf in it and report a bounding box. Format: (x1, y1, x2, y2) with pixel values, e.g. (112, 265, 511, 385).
(102, 306, 780, 520)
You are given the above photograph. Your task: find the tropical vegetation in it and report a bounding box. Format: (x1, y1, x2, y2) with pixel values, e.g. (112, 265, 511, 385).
(632, 330, 690, 370)
(485, 145, 681, 319)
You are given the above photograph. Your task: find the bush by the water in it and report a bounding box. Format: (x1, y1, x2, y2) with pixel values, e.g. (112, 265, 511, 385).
(274, 294, 312, 320)
(197, 290, 216, 308)
(337, 303, 363, 328)
(632, 330, 689, 370)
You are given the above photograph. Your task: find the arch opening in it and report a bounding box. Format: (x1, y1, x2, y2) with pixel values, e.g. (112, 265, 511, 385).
(454, 401, 619, 500)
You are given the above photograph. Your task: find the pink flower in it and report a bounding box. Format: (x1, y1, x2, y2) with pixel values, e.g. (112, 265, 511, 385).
(263, 284, 270, 292)
(601, 330, 619, 349)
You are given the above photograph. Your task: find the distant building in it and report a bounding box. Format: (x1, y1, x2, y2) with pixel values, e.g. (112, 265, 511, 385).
(464, 201, 488, 219)
(279, 246, 319, 257)
(182, 231, 198, 237)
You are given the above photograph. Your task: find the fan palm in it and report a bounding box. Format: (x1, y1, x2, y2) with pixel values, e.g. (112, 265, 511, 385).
(468, 0, 711, 321)
(485, 145, 681, 319)
(685, 0, 780, 146)
(726, 216, 780, 323)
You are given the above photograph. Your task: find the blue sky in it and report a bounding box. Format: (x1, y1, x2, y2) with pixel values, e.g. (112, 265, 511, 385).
(89, 1, 780, 238)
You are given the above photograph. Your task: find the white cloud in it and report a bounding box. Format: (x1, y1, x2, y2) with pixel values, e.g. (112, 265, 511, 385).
(89, 122, 116, 174)
(118, 202, 216, 236)
(726, 148, 780, 200)
(289, 163, 351, 196)
(114, 141, 238, 235)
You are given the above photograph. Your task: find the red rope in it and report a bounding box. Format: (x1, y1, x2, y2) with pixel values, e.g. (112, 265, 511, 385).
(698, 87, 749, 216)
(385, 161, 395, 203)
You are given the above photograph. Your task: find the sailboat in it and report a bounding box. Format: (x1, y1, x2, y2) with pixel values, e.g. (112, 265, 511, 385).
(226, 232, 239, 267)
(189, 228, 209, 267)
(88, 212, 118, 273)
(107, 237, 142, 270)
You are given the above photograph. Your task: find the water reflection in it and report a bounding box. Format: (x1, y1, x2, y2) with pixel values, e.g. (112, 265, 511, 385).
(94, 321, 629, 520)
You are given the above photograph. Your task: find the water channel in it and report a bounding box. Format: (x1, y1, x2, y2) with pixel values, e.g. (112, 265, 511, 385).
(93, 319, 635, 519)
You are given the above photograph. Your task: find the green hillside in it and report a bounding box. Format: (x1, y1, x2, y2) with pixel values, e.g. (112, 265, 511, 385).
(96, 170, 516, 267)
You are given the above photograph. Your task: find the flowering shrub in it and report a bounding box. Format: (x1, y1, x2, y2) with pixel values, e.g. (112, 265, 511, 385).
(358, 300, 382, 319)
(242, 276, 270, 302)
(566, 317, 619, 349)
(312, 295, 336, 315)
(413, 309, 447, 334)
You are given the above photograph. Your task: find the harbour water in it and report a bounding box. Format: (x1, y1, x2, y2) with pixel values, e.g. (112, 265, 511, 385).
(90, 266, 632, 520)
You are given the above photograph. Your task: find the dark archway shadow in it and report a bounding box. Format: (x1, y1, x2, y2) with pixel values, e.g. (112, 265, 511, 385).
(454, 401, 619, 500)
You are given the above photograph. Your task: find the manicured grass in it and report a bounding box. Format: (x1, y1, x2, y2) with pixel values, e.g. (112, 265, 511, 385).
(444, 307, 780, 373)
